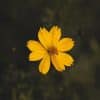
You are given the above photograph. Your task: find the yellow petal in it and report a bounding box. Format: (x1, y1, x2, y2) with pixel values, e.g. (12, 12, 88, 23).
(58, 52, 74, 66)
(51, 54, 65, 72)
(57, 38, 74, 52)
(27, 40, 45, 51)
(50, 26, 61, 46)
(39, 53, 50, 74)
(38, 27, 52, 49)
(29, 51, 45, 61)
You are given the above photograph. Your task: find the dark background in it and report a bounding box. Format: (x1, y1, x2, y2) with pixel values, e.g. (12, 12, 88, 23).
(0, 0, 100, 100)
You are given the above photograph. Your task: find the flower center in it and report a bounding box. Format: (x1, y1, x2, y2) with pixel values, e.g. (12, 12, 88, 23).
(48, 47, 58, 55)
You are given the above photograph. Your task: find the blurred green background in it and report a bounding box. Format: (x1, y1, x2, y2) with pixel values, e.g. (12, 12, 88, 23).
(0, 0, 100, 100)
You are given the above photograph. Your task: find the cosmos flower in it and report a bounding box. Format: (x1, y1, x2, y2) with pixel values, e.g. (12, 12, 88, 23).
(27, 26, 74, 74)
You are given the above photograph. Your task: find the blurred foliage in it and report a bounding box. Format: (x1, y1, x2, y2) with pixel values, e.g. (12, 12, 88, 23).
(0, 0, 100, 100)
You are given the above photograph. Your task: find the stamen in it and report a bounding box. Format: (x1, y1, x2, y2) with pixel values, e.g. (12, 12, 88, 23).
(48, 47, 58, 55)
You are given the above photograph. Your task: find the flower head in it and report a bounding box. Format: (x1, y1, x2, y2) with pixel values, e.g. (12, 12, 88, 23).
(27, 26, 75, 74)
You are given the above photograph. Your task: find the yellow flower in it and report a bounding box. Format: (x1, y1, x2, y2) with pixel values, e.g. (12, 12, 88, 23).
(27, 26, 74, 75)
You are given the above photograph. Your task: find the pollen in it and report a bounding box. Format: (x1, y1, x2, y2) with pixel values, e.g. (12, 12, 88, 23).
(48, 47, 58, 55)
